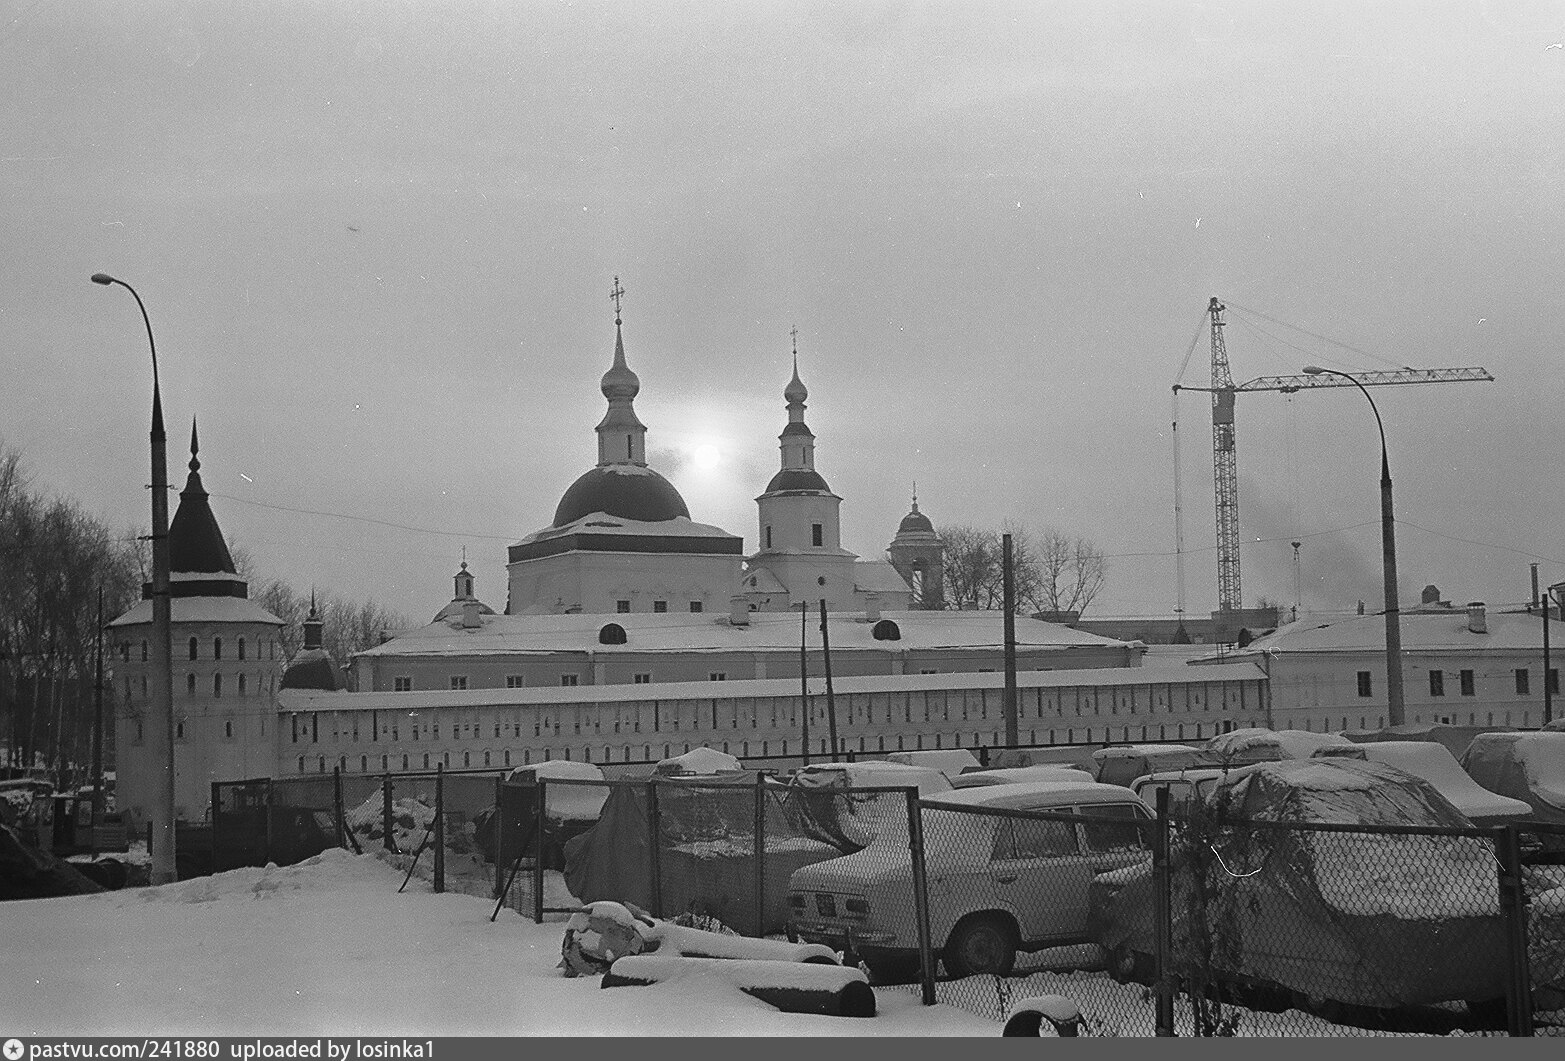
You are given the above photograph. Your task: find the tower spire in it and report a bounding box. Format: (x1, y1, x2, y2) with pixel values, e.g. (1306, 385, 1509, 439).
(596, 276, 647, 466)
(189, 417, 200, 473)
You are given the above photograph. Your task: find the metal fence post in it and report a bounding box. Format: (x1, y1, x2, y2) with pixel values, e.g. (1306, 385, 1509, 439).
(1497, 826, 1534, 1036)
(433, 764, 445, 894)
(906, 785, 937, 1006)
(210, 782, 222, 872)
(533, 778, 546, 924)
(753, 774, 767, 937)
(647, 779, 663, 919)
(264, 779, 274, 865)
(493, 774, 504, 900)
(383, 773, 395, 852)
(1153, 786, 1176, 1036)
(332, 765, 345, 849)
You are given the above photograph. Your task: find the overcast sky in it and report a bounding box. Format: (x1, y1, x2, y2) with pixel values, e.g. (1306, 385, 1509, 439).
(4, 1, 1563, 626)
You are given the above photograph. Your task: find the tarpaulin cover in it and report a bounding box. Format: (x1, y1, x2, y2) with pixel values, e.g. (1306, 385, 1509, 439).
(563, 773, 844, 935)
(1090, 758, 1565, 1010)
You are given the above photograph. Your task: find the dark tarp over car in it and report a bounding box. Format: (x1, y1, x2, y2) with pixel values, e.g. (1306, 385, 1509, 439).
(1090, 758, 1565, 1013)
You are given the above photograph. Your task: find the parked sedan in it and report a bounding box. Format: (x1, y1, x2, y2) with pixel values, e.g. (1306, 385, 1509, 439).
(788, 780, 1153, 981)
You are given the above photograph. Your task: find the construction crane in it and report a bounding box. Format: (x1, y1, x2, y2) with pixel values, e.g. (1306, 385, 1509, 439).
(1172, 296, 1494, 623)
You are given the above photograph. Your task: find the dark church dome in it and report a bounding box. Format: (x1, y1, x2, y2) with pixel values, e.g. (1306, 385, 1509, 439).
(764, 468, 832, 494)
(280, 649, 347, 691)
(898, 507, 934, 535)
(553, 465, 691, 527)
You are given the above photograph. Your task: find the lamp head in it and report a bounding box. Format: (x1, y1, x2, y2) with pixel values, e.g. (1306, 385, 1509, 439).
(90, 273, 115, 286)
(1302, 365, 1325, 375)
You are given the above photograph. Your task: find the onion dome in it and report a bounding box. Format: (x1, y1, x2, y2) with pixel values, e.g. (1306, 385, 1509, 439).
(554, 465, 690, 526)
(600, 323, 641, 401)
(898, 496, 935, 536)
(784, 358, 808, 404)
(280, 593, 346, 691)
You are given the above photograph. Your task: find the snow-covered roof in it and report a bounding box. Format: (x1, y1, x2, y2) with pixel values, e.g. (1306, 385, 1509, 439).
(516, 511, 738, 546)
(852, 559, 915, 595)
(278, 659, 1267, 714)
(1197, 607, 1551, 658)
(353, 608, 1140, 659)
(109, 597, 284, 628)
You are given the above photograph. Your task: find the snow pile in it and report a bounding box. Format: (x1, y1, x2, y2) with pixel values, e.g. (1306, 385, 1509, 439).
(1207, 728, 1352, 762)
(561, 900, 657, 976)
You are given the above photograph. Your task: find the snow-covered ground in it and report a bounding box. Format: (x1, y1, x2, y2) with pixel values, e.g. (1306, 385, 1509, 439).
(0, 849, 995, 1037)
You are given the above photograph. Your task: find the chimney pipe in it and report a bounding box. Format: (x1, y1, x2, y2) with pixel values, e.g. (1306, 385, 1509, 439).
(864, 593, 881, 623)
(1466, 602, 1487, 635)
(729, 595, 751, 626)
(462, 601, 482, 629)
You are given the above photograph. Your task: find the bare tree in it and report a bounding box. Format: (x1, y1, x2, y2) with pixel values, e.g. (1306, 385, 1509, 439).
(939, 521, 1108, 617)
(1027, 528, 1108, 617)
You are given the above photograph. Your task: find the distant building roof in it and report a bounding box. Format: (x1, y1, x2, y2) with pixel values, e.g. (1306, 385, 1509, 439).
(109, 597, 284, 628)
(1194, 605, 1548, 659)
(352, 608, 1143, 660)
(280, 648, 347, 691)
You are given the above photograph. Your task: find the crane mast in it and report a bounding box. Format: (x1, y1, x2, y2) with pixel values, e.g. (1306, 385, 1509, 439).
(1173, 297, 1494, 623)
(1208, 298, 1242, 613)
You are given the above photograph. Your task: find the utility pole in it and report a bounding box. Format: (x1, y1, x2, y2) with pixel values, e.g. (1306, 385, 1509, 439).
(819, 600, 839, 762)
(92, 589, 105, 848)
(1002, 534, 1018, 746)
(798, 600, 810, 766)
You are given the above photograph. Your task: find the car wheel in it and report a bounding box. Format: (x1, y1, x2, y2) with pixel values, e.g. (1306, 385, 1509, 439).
(861, 953, 923, 985)
(1107, 944, 1154, 986)
(943, 914, 1018, 978)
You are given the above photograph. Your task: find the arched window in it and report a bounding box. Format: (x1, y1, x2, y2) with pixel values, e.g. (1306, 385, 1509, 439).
(213, 674, 222, 698)
(186, 674, 196, 696)
(238, 674, 247, 696)
(598, 623, 627, 645)
(213, 637, 223, 660)
(238, 637, 246, 661)
(141, 640, 148, 661)
(188, 637, 198, 661)
(871, 619, 901, 641)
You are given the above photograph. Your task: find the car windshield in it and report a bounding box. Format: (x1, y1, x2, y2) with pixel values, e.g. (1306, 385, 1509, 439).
(1078, 803, 1151, 853)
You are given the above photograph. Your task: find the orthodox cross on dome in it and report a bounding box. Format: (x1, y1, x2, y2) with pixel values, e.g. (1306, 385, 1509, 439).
(610, 277, 626, 325)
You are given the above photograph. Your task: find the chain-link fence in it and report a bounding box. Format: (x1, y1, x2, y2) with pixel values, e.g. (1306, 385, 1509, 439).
(908, 791, 1565, 1037)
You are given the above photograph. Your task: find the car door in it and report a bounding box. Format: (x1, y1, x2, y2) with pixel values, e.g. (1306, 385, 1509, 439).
(988, 810, 1097, 944)
(1076, 803, 1154, 877)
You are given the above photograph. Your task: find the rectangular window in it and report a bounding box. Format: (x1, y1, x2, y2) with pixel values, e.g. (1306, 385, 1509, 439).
(811, 523, 823, 546)
(1459, 669, 1475, 696)
(1356, 671, 1372, 698)
(450, 676, 468, 690)
(561, 674, 579, 687)
(634, 673, 652, 684)
(1551, 669, 1560, 695)
(1429, 670, 1445, 697)
(213, 674, 222, 698)
(689, 601, 703, 613)
(653, 600, 668, 613)
(765, 526, 773, 549)
(393, 677, 412, 692)
(506, 675, 525, 688)
(709, 672, 727, 682)
(1516, 668, 1531, 695)
(616, 600, 631, 613)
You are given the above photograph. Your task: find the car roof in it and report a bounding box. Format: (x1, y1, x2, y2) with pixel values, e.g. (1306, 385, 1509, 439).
(922, 779, 1153, 811)
(1133, 768, 1229, 784)
(1092, 743, 1205, 760)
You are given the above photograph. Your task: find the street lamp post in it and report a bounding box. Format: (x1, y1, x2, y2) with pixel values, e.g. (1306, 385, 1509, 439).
(1303, 366, 1406, 726)
(92, 272, 178, 884)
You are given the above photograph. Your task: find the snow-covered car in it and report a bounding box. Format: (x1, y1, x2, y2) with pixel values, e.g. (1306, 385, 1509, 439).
(1091, 744, 1217, 787)
(1204, 727, 1355, 764)
(788, 780, 1154, 981)
(949, 765, 1096, 789)
(1314, 741, 1533, 825)
(1129, 768, 1230, 816)
(1460, 732, 1565, 832)
(881, 748, 981, 779)
(1090, 758, 1565, 1026)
